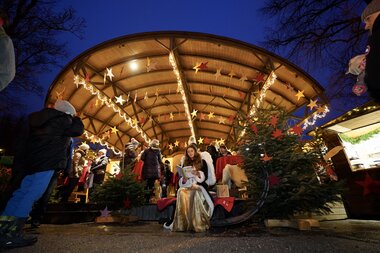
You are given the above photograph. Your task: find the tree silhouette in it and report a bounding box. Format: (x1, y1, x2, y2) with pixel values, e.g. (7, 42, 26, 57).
(0, 0, 85, 112)
(261, 0, 370, 109)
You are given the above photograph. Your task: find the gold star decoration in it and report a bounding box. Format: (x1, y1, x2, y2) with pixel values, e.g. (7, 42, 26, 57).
(307, 99, 318, 110)
(218, 116, 226, 124)
(132, 118, 138, 126)
(218, 138, 225, 145)
(106, 67, 114, 81)
(111, 126, 119, 134)
(193, 62, 201, 73)
(208, 112, 215, 120)
(115, 95, 126, 105)
(191, 109, 198, 118)
(295, 90, 305, 101)
(228, 71, 236, 79)
(198, 137, 204, 144)
(317, 105, 326, 114)
(169, 144, 174, 150)
(170, 112, 174, 120)
(89, 135, 97, 144)
(239, 76, 248, 83)
(215, 69, 222, 79)
(174, 140, 179, 147)
(81, 141, 87, 146)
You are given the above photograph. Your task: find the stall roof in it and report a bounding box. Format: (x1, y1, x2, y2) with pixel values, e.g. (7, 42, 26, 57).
(46, 31, 328, 155)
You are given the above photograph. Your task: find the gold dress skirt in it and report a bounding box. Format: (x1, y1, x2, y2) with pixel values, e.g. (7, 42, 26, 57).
(172, 187, 213, 232)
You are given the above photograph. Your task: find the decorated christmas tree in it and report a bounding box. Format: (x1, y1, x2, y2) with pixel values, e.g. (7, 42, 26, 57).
(238, 107, 345, 219)
(90, 170, 146, 210)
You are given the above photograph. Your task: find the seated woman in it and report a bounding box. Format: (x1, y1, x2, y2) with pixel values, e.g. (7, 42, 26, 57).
(166, 144, 214, 232)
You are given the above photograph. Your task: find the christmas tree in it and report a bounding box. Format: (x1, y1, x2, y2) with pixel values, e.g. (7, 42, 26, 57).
(90, 170, 146, 210)
(238, 107, 345, 219)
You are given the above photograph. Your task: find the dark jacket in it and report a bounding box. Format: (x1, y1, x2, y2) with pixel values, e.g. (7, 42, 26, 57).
(141, 148, 162, 179)
(365, 15, 380, 102)
(25, 108, 84, 173)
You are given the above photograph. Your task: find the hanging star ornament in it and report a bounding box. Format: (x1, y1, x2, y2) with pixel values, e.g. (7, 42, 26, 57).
(272, 128, 283, 139)
(291, 125, 303, 136)
(204, 137, 210, 145)
(207, 112, 215, 120)
(251, 125, 258, 134)
(295, 90, 305, 101)
(307, 99, 318, 110)
(270, 115, 279, 127)
(200, 113, 206, 120)
(170, 112, 174, 120)
(193, 62, 201, 73)
(215, 69, 222, 80)
(218, 116, 226, 124)
(106, 67, 114, 81)
(174, 140, 179, 147)
(228, 71, 236, 79)
(191, 109, 198, 118)
(218, 138, 225, 145)
(198, 62, 208, 70)
(198, 137, 204, 144)
(111, 126, 119, 134)
(115, 95, 126, 105)
(169, 144, 174, 150)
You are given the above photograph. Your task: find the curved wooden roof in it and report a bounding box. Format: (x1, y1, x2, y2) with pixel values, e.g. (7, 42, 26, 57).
(46, 31, 327, 155)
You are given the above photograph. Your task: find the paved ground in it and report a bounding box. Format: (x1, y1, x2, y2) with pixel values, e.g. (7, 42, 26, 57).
(3, 219, 380, 253)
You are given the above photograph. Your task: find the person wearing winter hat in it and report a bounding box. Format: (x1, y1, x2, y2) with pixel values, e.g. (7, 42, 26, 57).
(0, 101, 84, 248)
(121, 138, 140, 171)
(0, 9, 15, 92)
(361, 0, 380, 102)
(89, 149, 109, 186)
(141, 139, 162, 202)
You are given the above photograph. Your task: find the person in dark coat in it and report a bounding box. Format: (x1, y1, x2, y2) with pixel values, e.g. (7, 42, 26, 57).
(90, 149, 109, 185)
(121, 138, 139, 171)
(141, 139, 162, 202)
(362, 0, 380, 101)
(207, 144, 220, 170)
(0, 100, 84, 248)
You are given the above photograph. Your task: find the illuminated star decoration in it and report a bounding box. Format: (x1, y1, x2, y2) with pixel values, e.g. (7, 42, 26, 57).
(169, 144, 174, 150)
(106, 67, 114, 81)
(218, 116, 226, 124)
(228, 71, 235, 79)
(218, 138, 225, 145)
(170, 112, 174, 120)
(208, 112, 215, 120)
(198, 137, 204, 144)
(100, 206, 111, 217)
(174, 140, 179, 147)
(355, 173, 380, 196)
(191, 109, 198, 118)
(111, 126, 119, 134)
(215, 69, 222, 80)
(317, 105, 326, 114)
(193, 62, 201, 73)
(261, 153, 273, 162)
(239, 76, 248, 83)
(307, 99, 318, 110)
(115, 95, 126, 105)
(295, 90, 305, 101)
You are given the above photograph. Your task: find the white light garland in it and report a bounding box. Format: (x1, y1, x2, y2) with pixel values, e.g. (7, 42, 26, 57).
(239, 71, 277, 138)
(83, 130, 122, 155)
(169, 51, 196, 139)
(74, 75, 151, 146)
(302, 105, 330, 130)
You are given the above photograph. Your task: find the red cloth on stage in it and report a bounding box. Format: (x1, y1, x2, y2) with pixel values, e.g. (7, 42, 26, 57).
(215, 156, 244, 181)
(213, 197, 235, 212)
(157, 197, 177, 211)
(78, 166, 89, 184)
(132, 160, 144, 182)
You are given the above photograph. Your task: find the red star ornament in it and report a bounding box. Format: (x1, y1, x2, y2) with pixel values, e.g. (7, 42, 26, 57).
(272, 128, 283, 139)
(250, 125, 258, 134)
(268, 174, 280, 186)
(198, 62, 208, 70)
(228, 115, 235, 123)
(200, 113, 206, 120)
(291, 125, 303, 136)
(140, 116, 145, 125)
(270, 115, 278, 127)
(253, 73, 265, 84)
(355, 173, 380, 196)
(123, 198, 131, 209)
(261, 153, 272, 162)
(204, 137, 210, 145)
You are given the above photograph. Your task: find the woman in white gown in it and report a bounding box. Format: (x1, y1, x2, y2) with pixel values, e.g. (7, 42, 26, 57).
(170, 144, 214, 232)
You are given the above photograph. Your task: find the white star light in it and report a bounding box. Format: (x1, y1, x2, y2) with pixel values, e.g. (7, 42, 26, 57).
(106, 67, 114, 81)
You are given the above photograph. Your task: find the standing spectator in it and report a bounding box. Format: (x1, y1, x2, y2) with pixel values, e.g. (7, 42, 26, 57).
(59, 143, 89, 203)
(0, 9, 15, 92)
(90, 149, 108, 185)
(121, 138, 140, 171)
(0, 100, 84, 248)
(219, 145, 232, 157)
(362, 0, 380, 101)
(141, 139, 162, 203)
(161, 160, 173, 198)
(207, 143, 220, 170)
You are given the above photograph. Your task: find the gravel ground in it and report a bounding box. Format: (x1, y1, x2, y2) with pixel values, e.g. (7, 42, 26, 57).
(3, 220, 380, 253)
